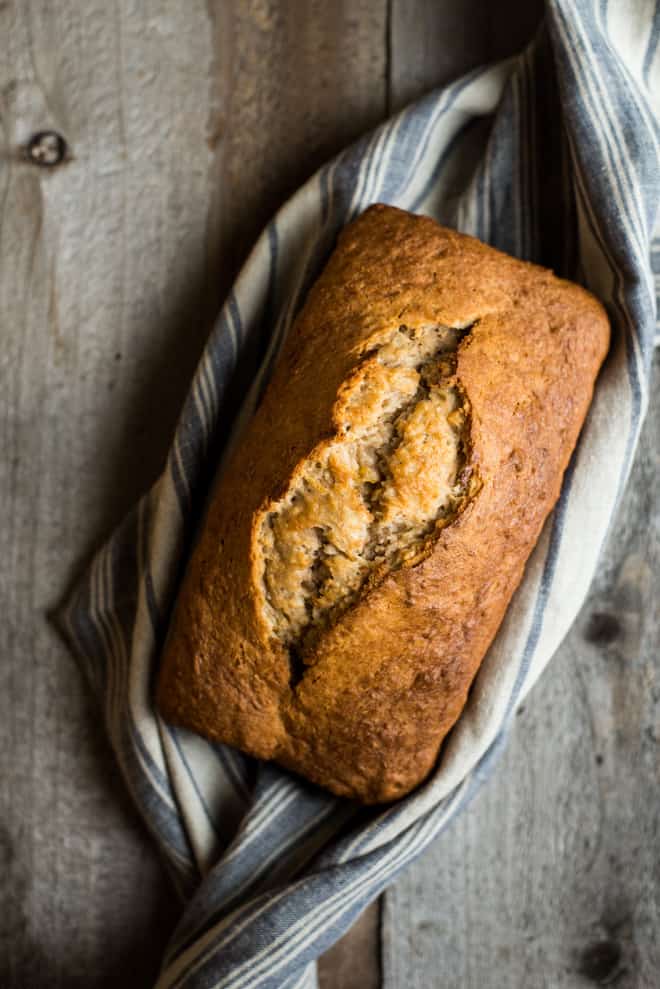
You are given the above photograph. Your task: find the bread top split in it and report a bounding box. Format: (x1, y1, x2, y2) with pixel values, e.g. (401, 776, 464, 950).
(157, 204, 610, 803)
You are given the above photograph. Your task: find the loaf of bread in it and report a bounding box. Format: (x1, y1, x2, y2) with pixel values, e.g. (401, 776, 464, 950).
(157, 204, 609, 803)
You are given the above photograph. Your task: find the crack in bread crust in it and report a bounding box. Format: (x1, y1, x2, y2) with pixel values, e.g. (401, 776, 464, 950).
(254, 322, 476, 681)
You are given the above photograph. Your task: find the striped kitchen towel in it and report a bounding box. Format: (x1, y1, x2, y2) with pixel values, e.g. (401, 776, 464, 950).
(61, 2, 660, 987)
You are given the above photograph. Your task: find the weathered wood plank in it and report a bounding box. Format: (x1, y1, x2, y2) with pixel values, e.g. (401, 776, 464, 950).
(319, 902, 382, 989)
(385, 2, 659, 986)
(389, 0, 544, 110)
(382, 362, 660, 987)
(207, 0, 389, 299)
(0, 1, 223, 983)
(319, 1, 549, 983)
(0, 1, 388, 986)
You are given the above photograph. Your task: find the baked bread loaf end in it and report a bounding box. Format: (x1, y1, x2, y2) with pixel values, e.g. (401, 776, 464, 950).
(158, 205, 610, 803)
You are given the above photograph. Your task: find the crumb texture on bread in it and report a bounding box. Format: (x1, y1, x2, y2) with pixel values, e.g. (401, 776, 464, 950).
(255, 322, 476, 663)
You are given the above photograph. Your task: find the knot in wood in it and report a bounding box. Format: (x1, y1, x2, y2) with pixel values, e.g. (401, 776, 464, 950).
(578, 940, 623, 983)
(26, 131, 68, 167)
(583, 611, 622, 646)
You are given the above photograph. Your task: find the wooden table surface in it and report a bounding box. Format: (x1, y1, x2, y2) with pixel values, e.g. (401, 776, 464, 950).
(2, 2, 658, 987)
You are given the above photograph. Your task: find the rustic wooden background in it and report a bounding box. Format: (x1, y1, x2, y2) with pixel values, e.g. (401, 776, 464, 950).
(1, 1, 658, 987)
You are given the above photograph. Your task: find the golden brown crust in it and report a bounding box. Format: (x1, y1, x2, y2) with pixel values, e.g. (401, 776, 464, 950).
(157, 204, 610, 803)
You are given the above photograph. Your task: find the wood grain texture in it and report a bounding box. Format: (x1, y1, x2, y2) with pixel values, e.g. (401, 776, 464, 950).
(383, 5, 658, 987)
(389, 0, 544, 110)
(207, 0, 389, 299)
(319, 902, 382, 989)
(0, 2, 221, 984)
(382, 355, 660, 988)
(0, 1, 387, 986)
